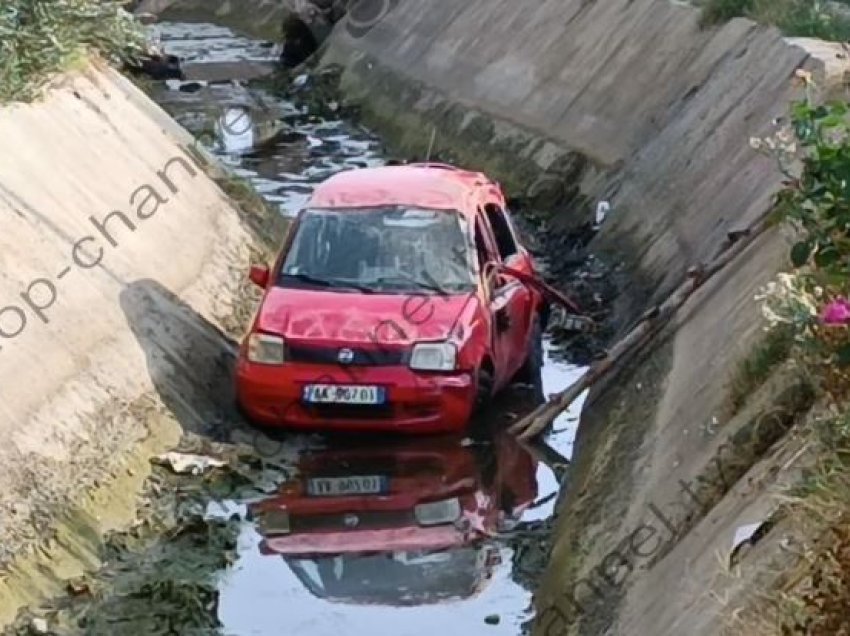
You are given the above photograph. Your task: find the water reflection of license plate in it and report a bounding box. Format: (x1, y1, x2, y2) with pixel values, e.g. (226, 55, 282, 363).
(302, 384, 386, 405)
(307, 476, 388, 496)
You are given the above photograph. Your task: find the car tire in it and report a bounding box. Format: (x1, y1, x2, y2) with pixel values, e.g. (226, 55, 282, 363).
(513, 314, 543, 384)
(474, 366, 494, 413)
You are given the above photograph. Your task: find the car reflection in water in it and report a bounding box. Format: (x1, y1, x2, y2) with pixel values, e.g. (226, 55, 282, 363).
(249, 430, 538, 606)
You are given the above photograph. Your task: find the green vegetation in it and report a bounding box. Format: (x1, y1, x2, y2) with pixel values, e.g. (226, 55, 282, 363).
(699, 0, 850, 40)
(755, 96, 850, 402)
(728, 325, 795, 412)
(0, 0, 145, 103)
(742, 89, 850, 635)
(6, 460, 244, 636)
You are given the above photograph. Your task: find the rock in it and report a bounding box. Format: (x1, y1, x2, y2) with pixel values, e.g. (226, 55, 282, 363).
(178, 82, 205, 94)
(30, 617, 49, 633)
(129, 54, 184, 81)
(485, 614, 501, 625)
(67, 577, 91, 596)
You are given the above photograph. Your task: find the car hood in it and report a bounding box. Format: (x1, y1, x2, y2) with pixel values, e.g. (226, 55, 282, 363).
(256, 287, 480, 344)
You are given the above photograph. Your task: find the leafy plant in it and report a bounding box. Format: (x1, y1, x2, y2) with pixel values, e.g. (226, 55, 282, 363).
(0, 0, 145, 103)
(753, 92, 850, 401)
(776, 100, 850, 280)
(700, 0, 850, 41)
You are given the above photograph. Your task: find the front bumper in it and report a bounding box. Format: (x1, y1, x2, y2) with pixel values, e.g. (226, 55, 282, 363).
(236, 359, 475, 433)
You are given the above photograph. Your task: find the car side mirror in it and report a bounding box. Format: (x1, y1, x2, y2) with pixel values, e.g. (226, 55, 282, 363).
(249, 264, 270, 289)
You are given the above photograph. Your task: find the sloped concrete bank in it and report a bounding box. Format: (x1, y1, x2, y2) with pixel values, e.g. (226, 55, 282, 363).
(315, 1, 850, 634)
(0, 60, 284, 625)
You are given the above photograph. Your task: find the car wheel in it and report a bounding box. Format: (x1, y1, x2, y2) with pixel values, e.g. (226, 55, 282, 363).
(513, 314, 543, 384)
(474, 365, 494, 413)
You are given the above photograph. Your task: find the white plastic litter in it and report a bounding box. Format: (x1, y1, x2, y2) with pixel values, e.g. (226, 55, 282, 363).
(155, 452, 226, 475)
(732, 522, 764, 553)
(595, 201, 611, 228)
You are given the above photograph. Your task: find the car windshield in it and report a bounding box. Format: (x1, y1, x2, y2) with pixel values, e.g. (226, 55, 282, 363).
(278, 207, 476, 294)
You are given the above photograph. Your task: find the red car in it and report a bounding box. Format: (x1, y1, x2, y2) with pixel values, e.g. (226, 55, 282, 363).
(236, 163, 545, 433)
(250, 433, 538, 604)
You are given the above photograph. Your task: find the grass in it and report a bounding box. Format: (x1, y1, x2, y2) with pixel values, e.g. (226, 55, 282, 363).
(0, 0, 144, 103)
(699, 0, 850, 40)
(728, 326, 796, 413)
(740, 409, 850, 634)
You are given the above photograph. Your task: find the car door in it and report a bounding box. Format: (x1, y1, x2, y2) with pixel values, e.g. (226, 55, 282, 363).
(478, 204, 534, 388)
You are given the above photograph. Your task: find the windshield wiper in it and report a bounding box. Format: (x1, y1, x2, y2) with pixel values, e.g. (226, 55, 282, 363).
(281, 273, 376, 294)
(373, 272, 459, 296)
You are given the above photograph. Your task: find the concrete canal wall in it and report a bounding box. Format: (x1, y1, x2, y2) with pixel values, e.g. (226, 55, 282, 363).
(318, 1, 850, 633)
(0, 60, 282, 623)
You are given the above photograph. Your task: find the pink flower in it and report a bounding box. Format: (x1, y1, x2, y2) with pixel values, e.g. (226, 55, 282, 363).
(820, 298, 850, 325)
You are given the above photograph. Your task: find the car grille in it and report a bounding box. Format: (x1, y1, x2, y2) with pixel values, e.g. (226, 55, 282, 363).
(286, 343, 409, 366)
(303, 403, 396, 420)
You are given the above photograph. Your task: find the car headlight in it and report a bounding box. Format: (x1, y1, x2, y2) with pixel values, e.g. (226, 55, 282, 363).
(410, 342, 457, 371)
(247, 333, 285, 365)
(414, 498, 462, 526)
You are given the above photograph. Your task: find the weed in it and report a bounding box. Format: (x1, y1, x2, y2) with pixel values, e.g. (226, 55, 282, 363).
(699, 0, 850, 41)
(728, 326, 795, 413)
(739, 409, 850, 634)
(0, 0, 144, 103)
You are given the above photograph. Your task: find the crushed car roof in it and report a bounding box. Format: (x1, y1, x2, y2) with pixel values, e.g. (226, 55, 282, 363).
(307, 164, 504, 215)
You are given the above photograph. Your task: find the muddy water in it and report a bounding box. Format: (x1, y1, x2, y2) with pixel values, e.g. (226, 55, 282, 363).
(150, 22, 587, 636)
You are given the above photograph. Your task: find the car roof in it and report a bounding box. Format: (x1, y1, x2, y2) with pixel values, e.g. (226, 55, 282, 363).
(307, 164, 505, 217)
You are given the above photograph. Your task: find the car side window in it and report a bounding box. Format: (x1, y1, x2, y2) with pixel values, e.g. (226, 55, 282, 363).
(484, 204, 518, 261)
(474, 219, 490, 265)
(477, 216, 517, 295)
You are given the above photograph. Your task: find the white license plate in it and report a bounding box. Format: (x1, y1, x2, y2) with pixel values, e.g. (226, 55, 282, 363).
(302, 384, 386, 405)
(306, 476, 388, 497)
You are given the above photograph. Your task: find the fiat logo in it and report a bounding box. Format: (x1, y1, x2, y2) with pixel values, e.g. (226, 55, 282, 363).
(338, 348, 355, 365)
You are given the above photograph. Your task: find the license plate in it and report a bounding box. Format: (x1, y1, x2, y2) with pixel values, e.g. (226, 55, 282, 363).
(306, 476, 388, 497)
(302, 384, 386, 405)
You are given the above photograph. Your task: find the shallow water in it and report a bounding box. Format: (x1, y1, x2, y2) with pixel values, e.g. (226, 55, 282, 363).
(149, 22, 589, 636)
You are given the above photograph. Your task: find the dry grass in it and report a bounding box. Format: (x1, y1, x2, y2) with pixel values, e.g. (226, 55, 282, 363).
(737, 410, 850, 634)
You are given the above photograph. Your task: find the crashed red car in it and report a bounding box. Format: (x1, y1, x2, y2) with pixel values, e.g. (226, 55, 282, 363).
(235, 163, 545, 433)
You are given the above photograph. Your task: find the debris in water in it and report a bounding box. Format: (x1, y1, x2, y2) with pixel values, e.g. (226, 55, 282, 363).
(594, 200, 611, 228)
(67, 577, 91, 596)
(153, 452, 226, 475)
